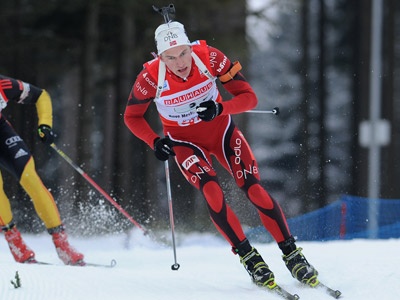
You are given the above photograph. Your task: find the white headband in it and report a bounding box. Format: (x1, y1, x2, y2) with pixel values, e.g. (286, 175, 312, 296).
(154, 21, 191, 54)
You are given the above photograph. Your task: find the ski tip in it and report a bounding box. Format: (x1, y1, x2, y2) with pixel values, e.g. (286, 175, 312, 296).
(271, 283, 300, 300)
(316, 281, 342, 298)
(84, 259, 117, 268)
(110, 259, 117, 267)
(333, 290, 342, 299)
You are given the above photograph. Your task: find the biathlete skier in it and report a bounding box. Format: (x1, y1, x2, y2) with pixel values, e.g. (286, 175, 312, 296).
(0, 74, 84, 265)
(124, 21, 318, 287)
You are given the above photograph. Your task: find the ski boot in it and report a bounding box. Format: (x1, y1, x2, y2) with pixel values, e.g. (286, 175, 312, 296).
(3, 224, 36, 263)
(280, 237, 318, 286)
(234, 239, 276, 288)
(49, 225, 85, 266)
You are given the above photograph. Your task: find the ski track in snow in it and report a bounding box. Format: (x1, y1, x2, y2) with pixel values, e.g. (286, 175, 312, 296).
(1, 230, 399, 300)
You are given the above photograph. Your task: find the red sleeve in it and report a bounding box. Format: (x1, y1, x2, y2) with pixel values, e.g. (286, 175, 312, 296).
(207, 46, 258, 115)
(123, 69, 159, 149)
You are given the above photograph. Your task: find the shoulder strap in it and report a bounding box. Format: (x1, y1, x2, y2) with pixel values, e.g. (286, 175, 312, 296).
(191, 52, 214, 81)
(155, 61, 166, 101)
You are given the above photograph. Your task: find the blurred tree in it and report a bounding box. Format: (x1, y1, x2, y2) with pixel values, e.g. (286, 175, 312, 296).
(298, 0, 311, 213)
(0, 0, 250, 234)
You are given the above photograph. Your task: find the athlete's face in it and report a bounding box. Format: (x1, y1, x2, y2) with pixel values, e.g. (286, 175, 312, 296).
(160, 45, 192, 79)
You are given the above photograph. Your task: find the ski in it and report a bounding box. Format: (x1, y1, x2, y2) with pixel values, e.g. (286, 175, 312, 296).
(315, 281, 342, 299)
(270, 284, 300, 300)
(260, 283, 300, 300)
(26, 258, 117, 268)
(303, 278, 341, 299)
(84, 259, 117, 268)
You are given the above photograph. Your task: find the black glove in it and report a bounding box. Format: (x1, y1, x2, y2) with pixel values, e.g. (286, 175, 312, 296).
(154, 137, 176, 161)
(196, 100, 223, 121)
(38, 124, 55, 145)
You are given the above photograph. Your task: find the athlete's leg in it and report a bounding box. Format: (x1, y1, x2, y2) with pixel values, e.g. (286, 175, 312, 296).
(171, 139, 246, 247)
(21, 160, 86, 264)
(19, 157, 62, 228)
(216, 120, 292, 243)
(0, 171, 13, 226)
(0, 166, 36, 263)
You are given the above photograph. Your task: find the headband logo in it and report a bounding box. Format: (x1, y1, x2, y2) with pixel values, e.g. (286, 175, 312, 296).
(164, 31, 179, 43)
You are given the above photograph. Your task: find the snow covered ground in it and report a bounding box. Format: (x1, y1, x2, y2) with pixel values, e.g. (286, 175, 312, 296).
(1, 230, 399, 300)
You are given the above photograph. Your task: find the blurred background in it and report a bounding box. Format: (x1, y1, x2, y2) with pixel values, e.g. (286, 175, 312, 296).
(0, 0, 399, 237)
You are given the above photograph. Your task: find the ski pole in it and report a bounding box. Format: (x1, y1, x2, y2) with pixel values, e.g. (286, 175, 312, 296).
(196, 106, 280, 115)
(164, 159, 180, 271)
(50, 143, 148, 235)
(245, 106, 280, 115)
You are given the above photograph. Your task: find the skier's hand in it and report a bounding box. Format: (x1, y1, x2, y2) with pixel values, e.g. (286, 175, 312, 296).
(154, 137, 175, 161)
(38, 124, 55, 145)
(196, 100, 223, 121)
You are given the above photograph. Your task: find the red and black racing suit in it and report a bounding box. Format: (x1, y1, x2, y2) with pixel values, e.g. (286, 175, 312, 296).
(124, 42, 292, 248)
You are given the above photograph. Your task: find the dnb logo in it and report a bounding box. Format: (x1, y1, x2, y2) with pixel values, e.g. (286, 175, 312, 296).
(182, 154, 212, 184)
(182, 155, 199, 170)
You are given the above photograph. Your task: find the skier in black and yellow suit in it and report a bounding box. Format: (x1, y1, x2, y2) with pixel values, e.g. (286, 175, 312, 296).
(0, 74, 85, 265)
